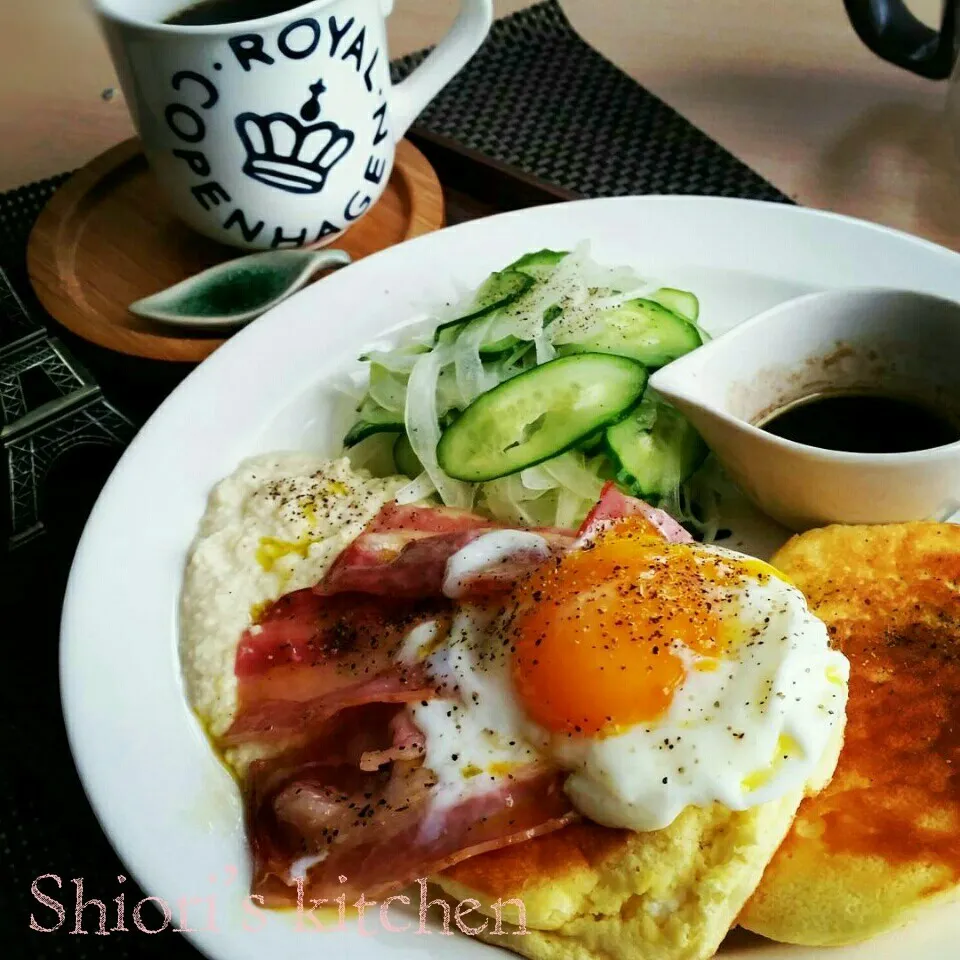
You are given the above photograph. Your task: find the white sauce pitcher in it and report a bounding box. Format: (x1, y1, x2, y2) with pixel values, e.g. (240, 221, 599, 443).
(650, 288, 960, 531)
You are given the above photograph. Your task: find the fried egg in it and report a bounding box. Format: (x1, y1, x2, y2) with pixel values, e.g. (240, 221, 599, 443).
(406, 520, 849, 832)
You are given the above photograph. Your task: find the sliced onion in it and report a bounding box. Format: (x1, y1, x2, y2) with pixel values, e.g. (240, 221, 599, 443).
(590, 283, 660, 311)
(542, 452, 605, 501)
(533, 330, 555, 365)
(547, 298, 601, 345)
(527, 491, 563, 527)
(405, 345, 473, 508)
(680, 456, 728, 543)
(554, 487, 586, 529)
(505, 473, 540, 512)
(524, 256, 587, 338)
(476, 250, 586, 349)
(480, 479, 535, 527)
(576, 244, 651, 292)
(359, 346, 426, 375)
(394, 470, 437, 505)
(327, 371, 366, 403)
(429, 281, 482, 327)
(454, 313, 498, 406)
(435, 365, 461, 417)
(520, 465, 557, 491)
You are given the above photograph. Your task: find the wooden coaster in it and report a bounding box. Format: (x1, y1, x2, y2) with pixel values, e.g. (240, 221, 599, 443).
(27, 138, 445, 362)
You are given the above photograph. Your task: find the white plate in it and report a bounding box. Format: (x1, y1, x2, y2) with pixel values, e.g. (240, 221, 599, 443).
(61, 197, 960, 960)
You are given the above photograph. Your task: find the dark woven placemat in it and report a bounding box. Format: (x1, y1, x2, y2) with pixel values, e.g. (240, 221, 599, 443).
(392, 1, 787, 202)
(0, 3, 787, 958)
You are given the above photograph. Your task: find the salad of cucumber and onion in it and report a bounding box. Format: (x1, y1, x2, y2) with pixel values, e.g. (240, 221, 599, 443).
(342, 244, 716, 533)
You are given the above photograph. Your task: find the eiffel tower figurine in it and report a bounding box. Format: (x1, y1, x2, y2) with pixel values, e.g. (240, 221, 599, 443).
(0, 267, 135, 549)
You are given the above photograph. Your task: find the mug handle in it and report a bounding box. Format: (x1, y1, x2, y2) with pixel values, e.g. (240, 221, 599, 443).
(843, 0, 957, 79)
(389, 0, 493, 136)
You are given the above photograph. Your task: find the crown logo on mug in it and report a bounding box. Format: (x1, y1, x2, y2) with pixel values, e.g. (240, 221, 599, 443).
(234, 80, 355, 195)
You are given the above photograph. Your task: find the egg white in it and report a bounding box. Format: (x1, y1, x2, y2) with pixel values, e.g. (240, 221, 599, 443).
(546, 563, 849, 830)
(409, 606, 539, 811)
(405, 534, 849, 833)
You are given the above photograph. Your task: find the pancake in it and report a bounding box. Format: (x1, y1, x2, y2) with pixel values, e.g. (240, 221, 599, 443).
(740, 522, 960, 946)
(434, 728, 842, 960)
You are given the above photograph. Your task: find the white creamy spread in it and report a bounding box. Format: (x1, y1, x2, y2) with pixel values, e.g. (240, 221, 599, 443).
(179, 453, 405, 758)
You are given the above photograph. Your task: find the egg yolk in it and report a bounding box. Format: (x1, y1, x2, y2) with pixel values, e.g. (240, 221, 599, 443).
(510, 521, 756, 738)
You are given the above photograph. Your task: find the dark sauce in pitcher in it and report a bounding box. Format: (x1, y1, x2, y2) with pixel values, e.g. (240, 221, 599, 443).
(165, 0, 311, 26)
(759, 391, 960, 454)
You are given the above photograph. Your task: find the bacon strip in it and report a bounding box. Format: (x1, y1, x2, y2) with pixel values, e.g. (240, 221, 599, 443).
(367, 502, 498, 534)
(248, 730, 577, 904)
(223, 668, 434, 746)
(320, 502, 575, 599)
(224, 589, 448, 747)
(234, 590, 445, 682)
(320, 529, 487, 598)
(577, 481, 693, 545)
(359, 709, 426, 771)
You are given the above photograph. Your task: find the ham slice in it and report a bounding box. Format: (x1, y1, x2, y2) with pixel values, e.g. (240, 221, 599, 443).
(320, 502, 575, 599)
(223, 667, 435, 747)
(234, 590, 446, 684)
(576, 481, 693, 545)
(319, 502, 497, 597)
(320, 529, 487, 598)
(367, 502, 498, 534)
(224, 589, 448, 747)
(248, 728, 577, 904)
(359, 708, 426, 771)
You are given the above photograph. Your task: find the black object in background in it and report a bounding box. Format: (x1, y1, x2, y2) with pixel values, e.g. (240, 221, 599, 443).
(844, 0, 957, 79)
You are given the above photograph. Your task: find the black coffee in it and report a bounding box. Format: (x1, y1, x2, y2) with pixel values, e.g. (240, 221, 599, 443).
(165, 0, 311, 27)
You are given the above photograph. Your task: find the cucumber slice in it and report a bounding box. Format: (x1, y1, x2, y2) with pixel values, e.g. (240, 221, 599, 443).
(475, 313, 524, 357)
(343, 396, 403, 447)
(475, 267, 534, 310)
(556, 298, 702, 368)
(439, 407, 462, 430)
(436, 354, 648, 482)
(605, 397, 707, 499)
(542, 303, 563, 324)
(650, 287, 699, 323)
(393, 433, 423, 478)
(578, 429, 606, 455)
(446, 255, 567, 355)
(434, 270, 534, 346)
(476, 301, 565, 358)
(505, 249, 568, 281)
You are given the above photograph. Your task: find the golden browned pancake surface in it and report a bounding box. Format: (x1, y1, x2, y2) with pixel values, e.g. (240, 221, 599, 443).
(440, 821, 630, 929)
(435, 759, 840, 960)
(740, 522, 960, 946)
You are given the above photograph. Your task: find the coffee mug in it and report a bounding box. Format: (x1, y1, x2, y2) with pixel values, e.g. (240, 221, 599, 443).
(93, 0, 492, 249)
